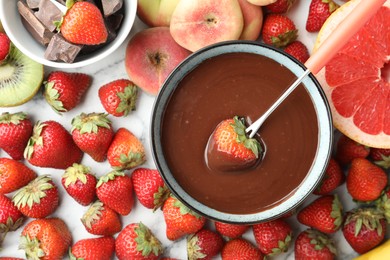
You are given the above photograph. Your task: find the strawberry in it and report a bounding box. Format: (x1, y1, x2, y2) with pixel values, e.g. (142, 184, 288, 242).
(265, 0, 296, 14)
(0, 258, 23, 260)
(0, 112, 33, 160)
(294, 229, 337, 260)
(44, 71, 91, 114)
(96, 170, 134, 215)
(335, 134, 370, 166)
(81, 200, 122, 236)
(24, 120, 83, 169)
(346, 158, 387, 202)
(252, 218, 292, 256)
(370, 148, 390, 169)
(297, 194, 343, 234)
(98, 79, 139, 117)
(0, 32, 10, 63)
(19, 218, 72, 260)
(0, 194, 24, 245)
(342, 208, 386, 254)
(162, 196, 206, 241)
(313, 158, 344, 195)
(214, 221, 249, 239)
(61, 163, 97, 206)
(261, 14, 297, 48)
(107, 127, 146, 170)
(70, 236, 115, 260)
(284, 41, 310, 63)
(131, 168, 170, 211)
(115, 222, 163, 260)
(12, 175, 59, 218)
(376, 188, 390, 223)
(306, 0, 339, 32)
(58, 0, 108, 45)
(187, 228, 224, 260)
(207, 116, 262, 171)
(0, 158, 36, 194)
(71, 112, 114, 162)
(221, 238, 264, 260)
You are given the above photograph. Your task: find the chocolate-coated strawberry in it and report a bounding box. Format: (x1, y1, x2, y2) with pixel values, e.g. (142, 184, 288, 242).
(335, 134, 370, 166)
(115, 222, 163, 260)
(44, 71, 91, 114)
(214, 221, 249, 239)
(295, 229, 337, 260)
(96, 170, 134, 216)
(0, 112, 33, 160)
(261, 14, 297, 47)
(297, 194, 343, 234)
(61, 163, 97, 206)
(221, 238, 264, 260)
(24, 120, 83, 169)
(313, 158, 344, 195)
(306, 0, 339, 32)
(131, 168, 170, 211)
(187, 228, 224, 260)
(0, 194, 24, 245)
(370, 148, 390, 169)
(70, 236, 115, 260)
(0, 158, 36, 194)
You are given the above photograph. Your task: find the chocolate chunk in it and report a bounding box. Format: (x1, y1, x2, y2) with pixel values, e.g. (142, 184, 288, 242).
(101, 0, 123, 17)
(45, 34, 83, 63)
(18, 1, 54, 46)
(106, 13, 123, 31)
(35, 0, 63, 32)
(26, 0, 40, 9)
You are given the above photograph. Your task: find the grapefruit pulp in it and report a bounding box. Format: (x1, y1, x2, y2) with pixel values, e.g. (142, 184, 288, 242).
(314, 0, 390, 148)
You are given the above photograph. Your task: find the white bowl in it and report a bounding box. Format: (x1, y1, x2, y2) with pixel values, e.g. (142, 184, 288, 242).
(0, 0, 137, 68)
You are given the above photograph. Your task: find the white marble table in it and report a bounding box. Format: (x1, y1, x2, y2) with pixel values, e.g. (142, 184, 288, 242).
(0, 1, 387, 259)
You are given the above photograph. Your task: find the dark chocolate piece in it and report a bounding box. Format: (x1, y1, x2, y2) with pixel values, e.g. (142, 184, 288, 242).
(45, 34, 83, 63)
(106, 13, 123, 31)
(55, 0, 66, 5)
(35, 0, 63, 32)
(18, 1, 54, 46)
(26, 0, 40, 9)
(101, 0, 123, 17)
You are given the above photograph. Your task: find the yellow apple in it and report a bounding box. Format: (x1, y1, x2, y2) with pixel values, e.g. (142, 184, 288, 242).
(137, 0, 180, 27)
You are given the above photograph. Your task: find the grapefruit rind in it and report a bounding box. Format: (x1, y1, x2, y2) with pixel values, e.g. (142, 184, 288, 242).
(314, 0, 390, 148)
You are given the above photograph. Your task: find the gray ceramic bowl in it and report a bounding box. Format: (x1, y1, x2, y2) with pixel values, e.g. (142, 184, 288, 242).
(151, 41, 333, 224)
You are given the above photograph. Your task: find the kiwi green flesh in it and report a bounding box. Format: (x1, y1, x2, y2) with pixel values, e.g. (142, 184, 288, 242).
(0, 45, 44, 107)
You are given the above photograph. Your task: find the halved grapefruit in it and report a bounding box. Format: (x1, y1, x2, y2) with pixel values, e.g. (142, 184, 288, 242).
(314, 0, 390, 148)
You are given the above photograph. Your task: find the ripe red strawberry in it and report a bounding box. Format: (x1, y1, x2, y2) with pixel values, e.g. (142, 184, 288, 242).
(0, 194, 24, 245)
(187, 228, 224, 260)
(265, 0, 296, 14)
(295, 229, 337, 260)
(342, 208, 386, 254)
(335, 134, 370, 166)
(313, 158, 344, 195)
(58, 0, 108, 45)
(12, 175, 59, 218)
(131, 168, 170, 211)
(107, 127, 146, 170)
(98, 79, 139, 117)
(221, 238, 264, 260)
(261, 14, 297, 48)
(0, 158, 36, 194)
(297, 194, 343, 234)
(115, 222, 163, 260)
(370, 148, 390, 169)
(0, 112, 33, 160)
(96, 171, 134, 215)
(346, 158, 387, 202)
(24, 120, 83, 169)
(284, 41, 310, 63)
(306, 0, 339, 32)
(70, 236, 115, 260)
(162, 196, 206, 241)
(81, 200, 122, 236)
(214, 221, 249, 239)
(61, 163, 97, 206)
(44, 71, 91, 114)
(252, 218, 292, 256)
(0, 257, 23, 260)
(71, 112, 114, 162)
(20, 218, 72, 260)
(207, 116, 262, 171)
(0, 33, 10, 63)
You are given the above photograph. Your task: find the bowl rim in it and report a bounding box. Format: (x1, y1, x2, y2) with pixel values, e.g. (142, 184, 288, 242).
(151, 41, 333, 224)
(0, 0, 137, 69)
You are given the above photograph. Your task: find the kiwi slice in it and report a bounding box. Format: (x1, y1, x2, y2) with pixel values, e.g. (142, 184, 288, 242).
(0, 44, 44, 107)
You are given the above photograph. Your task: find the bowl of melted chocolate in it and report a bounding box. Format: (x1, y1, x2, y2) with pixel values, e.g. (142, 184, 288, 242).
(151, 41, 333, 224)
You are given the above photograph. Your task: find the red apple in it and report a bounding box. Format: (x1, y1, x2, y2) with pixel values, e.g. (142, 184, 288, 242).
(137, 0, 180, 27)
(238, 0, 263, 40)
(125, 27, 191, 95)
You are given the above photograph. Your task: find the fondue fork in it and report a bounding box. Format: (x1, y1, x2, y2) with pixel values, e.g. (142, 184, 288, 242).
(245, 0, 387, 138)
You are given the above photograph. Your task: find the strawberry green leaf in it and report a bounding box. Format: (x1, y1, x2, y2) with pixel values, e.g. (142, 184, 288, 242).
(63, 163, 93, 187)
(81, 201, 104, 229)
(0, 111, 27, 124)
(96, 170, 125, 188)
(19, 234, 46, 260)
(134, 222, 163, 257)
(116, 84, 138, 116)
(44, 81, 66, 114)
(71, 112, 112, 134)
(187, 234, 207, 259)
(116, 151, 145, 170)
(231, 116, 262, 158)
(24, 121, 47, 160)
